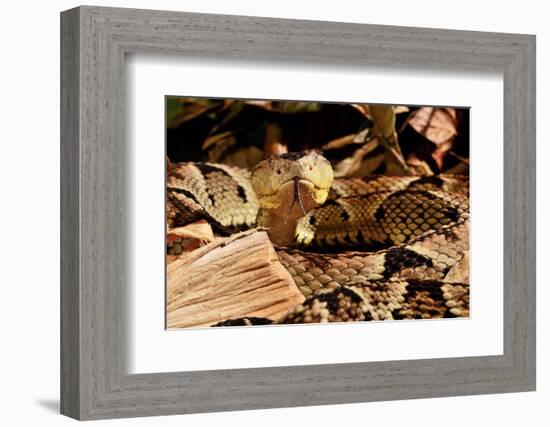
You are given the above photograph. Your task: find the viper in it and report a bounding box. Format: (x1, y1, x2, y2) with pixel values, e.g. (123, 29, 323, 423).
(167, 151, 470, 324)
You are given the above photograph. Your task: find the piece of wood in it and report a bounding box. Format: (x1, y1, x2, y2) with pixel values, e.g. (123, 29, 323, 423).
(166, 230, 305, 328)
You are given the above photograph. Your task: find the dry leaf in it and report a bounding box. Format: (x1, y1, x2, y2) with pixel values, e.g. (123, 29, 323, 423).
(432, 142, 454, 170)
(370, 105, 396, 139)
(166, 98, 222, 128)
(408, 107, 458, 169)
(167, 221, 216, 255)
(324, 133, 356, 150)
(324, 128, 371, 150)
(355, 151, 387, 177)
(263, 123, 288, 156)
(405, 154, 434, 176)
(394, 106, 410, 114)
(241, 100, 322, 113)
(215, 146, 264, 170)
(449, 151, 470, 165)
(331, 138, 380, 177)
(444, 162, 469, 175)
(351, 103, 371, 118)
(244, 100, 273, 109)
(369, 105, 407, 172)
(270, 102, 322, 113)
(202, 130, 240, 151)
(408, 107, 458, 143)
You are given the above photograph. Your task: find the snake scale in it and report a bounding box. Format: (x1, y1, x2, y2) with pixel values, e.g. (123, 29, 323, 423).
(167, 151, 470, 325)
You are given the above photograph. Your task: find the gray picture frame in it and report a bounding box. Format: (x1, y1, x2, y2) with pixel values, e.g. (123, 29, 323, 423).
(60, 5, 536, 420)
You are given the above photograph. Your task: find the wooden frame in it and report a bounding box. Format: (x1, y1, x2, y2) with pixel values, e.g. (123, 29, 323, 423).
(60, 5, 536, 420)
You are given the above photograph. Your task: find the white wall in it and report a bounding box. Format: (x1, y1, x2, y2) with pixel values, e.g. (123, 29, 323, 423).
(0, 0, 546, 425)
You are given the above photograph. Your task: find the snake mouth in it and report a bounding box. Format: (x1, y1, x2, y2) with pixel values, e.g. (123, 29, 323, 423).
(289, 176, 308, 216)
(255, 176, 331, 219)
(256, 177, 318, 215)
(259, 176, 317, 198)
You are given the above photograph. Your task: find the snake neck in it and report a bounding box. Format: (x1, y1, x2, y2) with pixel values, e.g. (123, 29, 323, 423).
(257, 209, 300, 247)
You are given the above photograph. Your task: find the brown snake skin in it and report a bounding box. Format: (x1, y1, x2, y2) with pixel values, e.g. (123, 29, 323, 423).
(167, 161, 470, 324)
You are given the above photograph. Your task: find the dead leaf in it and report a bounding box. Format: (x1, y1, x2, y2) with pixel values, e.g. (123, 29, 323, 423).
(270, 102, 322, 113)
(369, 105, 407, 172)
(351, 104, 371, 118)
(331, 138, 381, 177)
(204, 101, 248, 141)
(449, 151, 470, 165)
(213, 145, 264, 170)
(244, 100, 273, 109)
(408, 107, 457, 143)
(370, 105, 396, 139)
(408, 107, 458, 169)
(263, 123, 288, 156)
(203, 130, 240, 151)
(351, 104, 408, 121)
(354, 151, 387, 177)
(167, 220, 216, 255)
(394, 106, 410, 114)
(244, 100, 322, 113)
(443, 162, 469, 175)
(405, 154, 434, 176)
(432, 142, 454, 170)
(324, 133, 356, 150)
(166, 98, 222, 128)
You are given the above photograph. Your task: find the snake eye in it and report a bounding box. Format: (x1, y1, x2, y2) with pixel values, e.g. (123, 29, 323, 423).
(277, 169, 281, 175)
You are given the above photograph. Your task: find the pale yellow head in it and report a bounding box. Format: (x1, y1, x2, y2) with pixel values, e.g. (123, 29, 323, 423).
(251, 151, 334, 219)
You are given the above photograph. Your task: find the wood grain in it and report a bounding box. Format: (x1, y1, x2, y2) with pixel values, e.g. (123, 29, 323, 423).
(60, 7, 80, 419)
(166, 230, 304, 328)
(61, 6, 536, 420)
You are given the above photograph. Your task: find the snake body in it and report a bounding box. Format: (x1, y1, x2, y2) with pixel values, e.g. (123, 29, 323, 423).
(167, 152, 470, 324)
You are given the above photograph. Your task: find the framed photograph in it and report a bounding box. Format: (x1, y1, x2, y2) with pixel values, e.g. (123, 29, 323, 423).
(60, 6, 536, 420)
(164, 97, 472, 330)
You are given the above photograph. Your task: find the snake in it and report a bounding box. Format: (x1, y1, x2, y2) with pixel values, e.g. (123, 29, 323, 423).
(166, 151, 470, 324)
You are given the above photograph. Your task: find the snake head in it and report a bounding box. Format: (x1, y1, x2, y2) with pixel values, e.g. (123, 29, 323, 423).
(251, 150, 334, 219)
